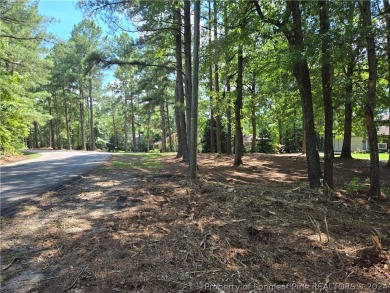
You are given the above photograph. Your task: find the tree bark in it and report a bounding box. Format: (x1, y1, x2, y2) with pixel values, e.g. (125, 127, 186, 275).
(47, 97, 55, 149)
(341, 100, 353, 158)
(112, 110, 118, 150)
(124, 92, 129, 152)
(214, 1, 222, 155)
(289, 1, 321, 187)
(190, 0, 200, 179)
(251, 106, 257, 153)
(234, 43, 244, 166)
(64, 98, 71, 150)
(33, 122, 39, 148)
(252, 0, 321, 187)
(131, 94, 136, 151)
(63, 86, 72, 150)
(226, 79, 232, 155)
(80, 87, 86, 150)
(224, 3, 232, 155)
(174, 5, 188, 160)
(184, 0, 192, 159)
(319, 0, 333, 188)
(166, 100, 173, 152)
(160, 102, 167, 152)
(361, 0, 380, 196)
(340, 3, 357, 159)
(209, 0, 215, 154)
(384, 0, 390, 166)
(88, 76, 95, 151)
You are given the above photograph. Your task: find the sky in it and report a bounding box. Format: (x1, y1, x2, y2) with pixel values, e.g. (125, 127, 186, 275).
(37, 0, 115, 85)
(37, 0, 83, 40)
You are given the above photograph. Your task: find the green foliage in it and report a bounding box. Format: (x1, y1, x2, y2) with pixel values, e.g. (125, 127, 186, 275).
(257, 129, 274, 153)
(0, 0, 51, 154)
(201, 118, 228, 153)
(95, 137, 108, 150)
(345, 177, 364, 193)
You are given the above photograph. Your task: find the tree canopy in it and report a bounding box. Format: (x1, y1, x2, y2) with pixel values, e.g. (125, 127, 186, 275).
(1, 0, 389, 192)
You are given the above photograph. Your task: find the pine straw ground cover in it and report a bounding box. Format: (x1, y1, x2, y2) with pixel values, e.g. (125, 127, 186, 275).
(1, 153, 389, 293)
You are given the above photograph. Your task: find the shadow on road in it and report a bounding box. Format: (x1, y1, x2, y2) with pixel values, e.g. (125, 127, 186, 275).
(1, 153, 110, 217)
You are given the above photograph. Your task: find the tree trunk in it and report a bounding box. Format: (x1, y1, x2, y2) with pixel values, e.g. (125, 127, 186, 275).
(289, 1, 321, 187)
(301, 125, 306, 154)
(234, 43, 244, 166)
(190, 0, 200, 179)
(209, 77, 215, 153)
(226, 79, 232, 155)
(131, 94, 136, 151)
(33, 122, 39, 148)
(64, 100, 71, 150)
(160, 102, 167, 152)
(224, 3, 232, 155)
(252, 0, 320, 186)
(112, 112, 118, 150)
(54, 94, 61, 150)
(166, 101, 173, 152)
(88, 76, 95, 151)
(146, 108, 152, 152)
(384, 0, 390, 166)
(340, 3, 357, 159)
(251, 105, 257, 153)
(184, 0, 192, 159)
(361, 0, 380, 196)
(341, 100, 353, 158)
(124, 93, 129, 152)
(79, 87, 86, 151)
(173, 5, 188, 159)
(319, 0, 333, 188)
(208, 0, 215, 154)
(293, 109, 298, 152)
(47, 97, 55, 149)
(214, 1, 222, 155)
(63, 87, 71, 150)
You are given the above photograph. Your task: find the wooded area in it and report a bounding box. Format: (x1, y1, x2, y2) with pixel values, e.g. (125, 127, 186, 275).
(1, 0, 389, 193)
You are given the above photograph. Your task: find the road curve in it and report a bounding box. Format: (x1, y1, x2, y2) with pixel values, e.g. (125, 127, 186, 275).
(0, 150, 111, 216)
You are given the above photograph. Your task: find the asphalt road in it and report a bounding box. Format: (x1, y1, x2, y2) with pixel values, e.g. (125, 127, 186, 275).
(0, 150, 111, 216)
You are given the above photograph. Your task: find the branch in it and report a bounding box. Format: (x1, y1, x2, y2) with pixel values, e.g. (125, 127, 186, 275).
(109, 18, 175, 33)
(250, 0, 280, 28)
(0, 57, 25, 67)
(97, 57, 175, 71)
(0, 34, 42, 41)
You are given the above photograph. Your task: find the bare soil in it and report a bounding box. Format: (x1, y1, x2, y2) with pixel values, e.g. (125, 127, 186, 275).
(0, 154, 27, 165)
(1, 153, 389, 293)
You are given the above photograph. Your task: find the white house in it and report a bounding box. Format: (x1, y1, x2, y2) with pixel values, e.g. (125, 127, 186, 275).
(333, 115, 389, 152)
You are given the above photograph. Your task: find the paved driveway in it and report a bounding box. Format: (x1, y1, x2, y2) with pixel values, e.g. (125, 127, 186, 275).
(0, 150, 111, 216)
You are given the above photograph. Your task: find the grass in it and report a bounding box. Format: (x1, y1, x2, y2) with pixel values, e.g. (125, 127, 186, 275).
(110, 153, 170, 170)
(334, 153, 389, 161)
(22, 151, 41, 159)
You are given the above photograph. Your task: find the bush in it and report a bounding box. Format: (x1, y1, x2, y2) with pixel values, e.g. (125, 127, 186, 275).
(345, 177, 364, 193)
(201, 118, 227, 153)
(95, 138, 108, 150)
(257, 129, 274, 153)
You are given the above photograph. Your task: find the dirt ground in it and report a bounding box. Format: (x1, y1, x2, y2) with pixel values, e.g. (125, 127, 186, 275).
(1, 153, 389, 293)
(0, 154, 28, 165)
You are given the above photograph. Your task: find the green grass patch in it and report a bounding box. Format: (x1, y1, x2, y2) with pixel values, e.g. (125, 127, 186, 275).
(22, 151, 41, 159)
(333, 153, 388, 161)
(109, 153, 169, 170)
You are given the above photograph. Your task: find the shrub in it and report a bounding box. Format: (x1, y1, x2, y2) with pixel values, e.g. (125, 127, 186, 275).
(345, 177, 364, 193)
